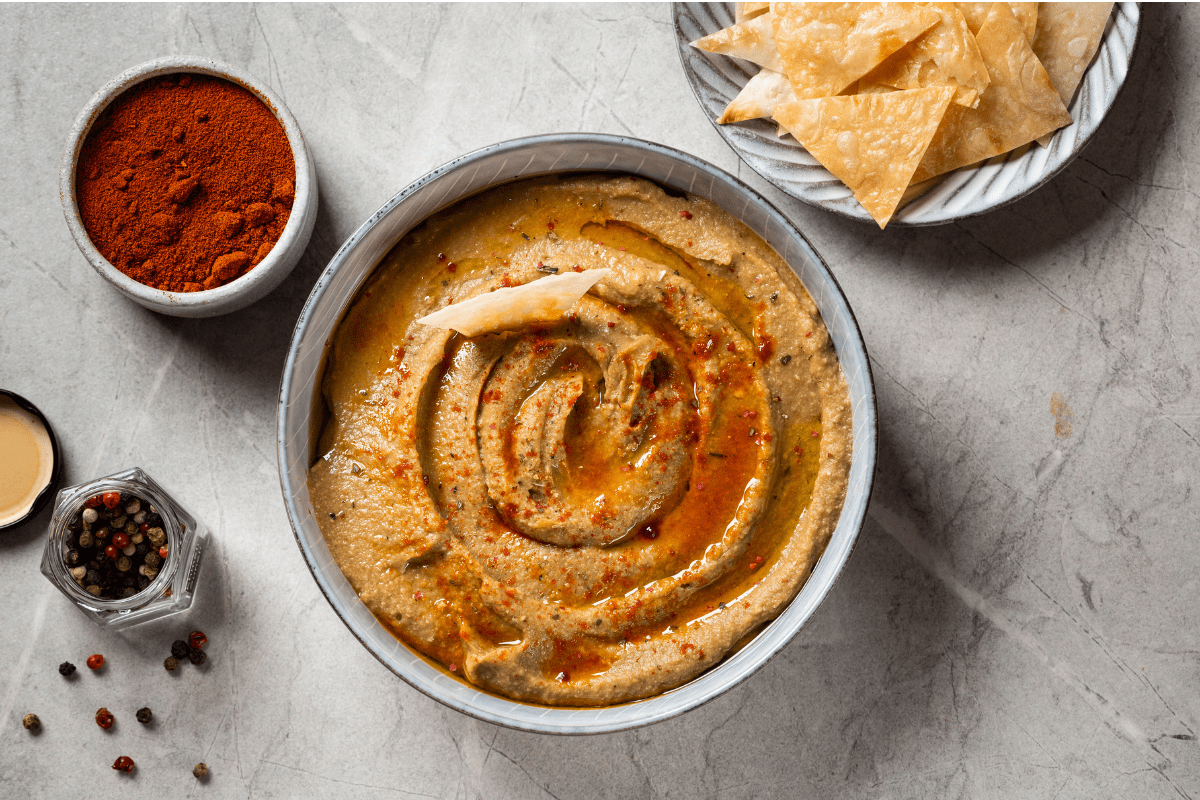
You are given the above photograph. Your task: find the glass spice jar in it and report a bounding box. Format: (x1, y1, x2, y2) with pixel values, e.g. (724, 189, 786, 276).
(40, 467, 208, 629)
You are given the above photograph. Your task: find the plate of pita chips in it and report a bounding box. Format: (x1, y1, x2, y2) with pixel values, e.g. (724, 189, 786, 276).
(676, 2, 1140, 228)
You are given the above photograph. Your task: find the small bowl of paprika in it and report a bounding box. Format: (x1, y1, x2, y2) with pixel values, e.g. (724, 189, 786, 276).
(59, 56, 318, 318)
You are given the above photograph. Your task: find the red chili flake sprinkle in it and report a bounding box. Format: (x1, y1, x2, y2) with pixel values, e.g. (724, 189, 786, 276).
(84, 495, 102, 508)
(96, 707, 114, 729)
(741, 410, 758, 419)
(447, 262, 457, 273)
(806, 331, 812, 337)
(687, 240, 693, 247)
(87, 654, 104, 670)
(188, 631, 208, 649)
(607, 321, 616, 328)
(413, 591, 423, 600)
(449, 663, 457, 672)
(573, 265, 584, 273)
(437, 253, 446, 261)
(547, 221, 555, 230)
(811, 431, 819, 437)
(748, 556, 764, 571)
(695, 482, 705, 491)
(680, 210, 693, 220)
(101, 491, 121, 509)
(639, 523, 660, 540)
(619, 246, 625, 251)
(112, 756, 134, 773)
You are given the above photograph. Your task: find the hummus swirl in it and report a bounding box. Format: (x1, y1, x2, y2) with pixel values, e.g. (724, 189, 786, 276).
(310, 175, 852, 706)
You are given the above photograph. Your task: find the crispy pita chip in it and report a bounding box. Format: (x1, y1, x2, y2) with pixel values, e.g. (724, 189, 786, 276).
(416, 270, 610, 337)
(719, 68, 797, 123)
(771, 3, 941, 99)
(775, 86, 956, 228)
(692, 13, 785, 74)
(866, 2, 990, 108)
(912, 2, 1071, 183)
(957, 1, 1038, 42)
(1033, 2, 1112, 107)
(736, 2, 770, 23)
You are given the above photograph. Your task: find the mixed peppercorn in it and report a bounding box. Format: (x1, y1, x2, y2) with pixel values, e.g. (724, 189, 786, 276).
(62, 490, 169, 600)
(23, 633, 211, 778)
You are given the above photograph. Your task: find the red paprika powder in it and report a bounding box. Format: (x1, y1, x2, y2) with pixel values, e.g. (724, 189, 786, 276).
(75, 73, 296, 293)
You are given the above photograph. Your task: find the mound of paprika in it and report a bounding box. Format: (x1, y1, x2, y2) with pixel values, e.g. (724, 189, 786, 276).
(75, 73, 295, 293)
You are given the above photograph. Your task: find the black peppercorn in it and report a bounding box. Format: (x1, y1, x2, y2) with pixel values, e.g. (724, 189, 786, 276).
(23, 713, 40, 730)
(188, 648, 206, 666)
(171, 640, 189, 659)
(136, 707, 153, 724)
(58, 661, 76, 677)
(65, 548, 81, 566)
(164, 656, 179, 671)
(193, 762, 209, 779)
(85, 569, 102, 585)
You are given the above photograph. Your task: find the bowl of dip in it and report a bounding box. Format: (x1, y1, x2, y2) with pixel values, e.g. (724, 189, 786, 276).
(0, 391, 62, 533)
(59, 56, 318, 318)
(278, 134, 877, 733)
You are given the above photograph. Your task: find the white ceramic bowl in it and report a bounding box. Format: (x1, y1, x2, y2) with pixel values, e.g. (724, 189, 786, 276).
(277, 134, 878, 734)
(59, 56, 318, 317)
(675, 2, 1141, 226)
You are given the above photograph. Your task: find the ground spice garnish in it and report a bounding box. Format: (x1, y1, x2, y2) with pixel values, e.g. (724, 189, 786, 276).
(75, 73, 295, 292)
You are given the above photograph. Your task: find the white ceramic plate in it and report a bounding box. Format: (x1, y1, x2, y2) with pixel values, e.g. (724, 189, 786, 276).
(674, 2, 1141, 226)
(277, 134, 878, 734)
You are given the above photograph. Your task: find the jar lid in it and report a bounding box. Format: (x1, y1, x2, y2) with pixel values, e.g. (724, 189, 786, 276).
(0, 390, 63, 533)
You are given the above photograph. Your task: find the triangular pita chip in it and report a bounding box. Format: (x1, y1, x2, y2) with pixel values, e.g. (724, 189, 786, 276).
(866, 2, 990, 108)
(692, 14, 785, 74)
(1032, 2, 1113, 108)
(719, 68, 797, 123)
(416, 269, 609, 337)
(912, 2, 1071, 183)
(775, 86, 956, 228)
(771, 2, 941, 99)
(957, 2, 1038, 42)
(736, 2, 770, 23)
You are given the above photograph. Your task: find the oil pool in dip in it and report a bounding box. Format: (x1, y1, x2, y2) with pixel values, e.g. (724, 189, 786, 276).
(309, 175, 852, 706)
(0, 396, 55, 527)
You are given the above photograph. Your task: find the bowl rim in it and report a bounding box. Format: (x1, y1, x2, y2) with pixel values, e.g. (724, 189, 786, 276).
(673, 1, 1143, 226)
(277, 132, 878, 734)
(0, 390, 63, 534)
(58, 55, 315, 310)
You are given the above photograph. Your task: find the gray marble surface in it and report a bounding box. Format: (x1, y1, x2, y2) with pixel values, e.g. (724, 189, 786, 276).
(1, 4, 1197, 798)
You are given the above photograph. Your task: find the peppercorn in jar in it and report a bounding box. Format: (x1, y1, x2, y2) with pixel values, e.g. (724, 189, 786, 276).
(40, 468, 209, 629)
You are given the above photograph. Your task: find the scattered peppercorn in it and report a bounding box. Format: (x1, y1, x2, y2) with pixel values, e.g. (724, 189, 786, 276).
(22, 713, 40, 730)
(189, 631, 208, 649)
(101, 491, 122, 509)
(164, 656, 179, 671)
(87, 654, 105, 670)
(59, 661, 77, 677)
(112, 756, 135, 773)
(188, 648, 207, 666)
(193, 762, 209, 779)
(96, 707, 114, 729)
(136, 707, 153, 724)
(171, 640, 189, 659)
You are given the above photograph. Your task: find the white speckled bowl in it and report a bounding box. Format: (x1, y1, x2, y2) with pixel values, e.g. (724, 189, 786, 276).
(675, 2, 1141, 226)
(59, 56, 318, 317)
(277, 134, 878, 734)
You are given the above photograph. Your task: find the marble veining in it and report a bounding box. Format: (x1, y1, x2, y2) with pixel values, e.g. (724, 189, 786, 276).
(0, 4, 1197, 798)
